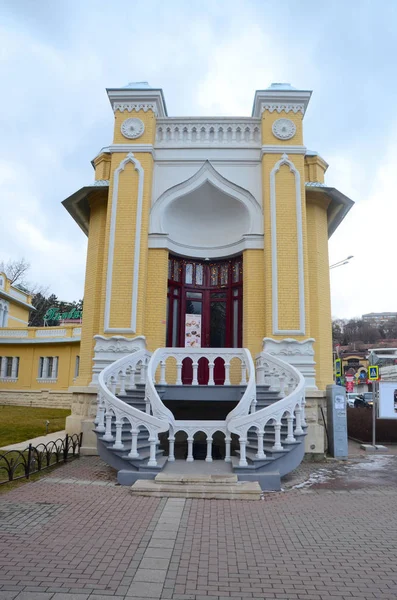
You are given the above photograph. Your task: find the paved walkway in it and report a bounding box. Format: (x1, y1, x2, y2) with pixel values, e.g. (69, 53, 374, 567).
(0, 430, 66, 451)
(1, 450, 397, 600)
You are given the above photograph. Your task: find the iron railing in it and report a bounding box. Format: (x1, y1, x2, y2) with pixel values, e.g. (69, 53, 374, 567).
(0, 432, 83, 485)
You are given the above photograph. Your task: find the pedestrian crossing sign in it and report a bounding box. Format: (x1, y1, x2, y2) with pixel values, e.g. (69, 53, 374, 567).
(368, 366, 379, 381)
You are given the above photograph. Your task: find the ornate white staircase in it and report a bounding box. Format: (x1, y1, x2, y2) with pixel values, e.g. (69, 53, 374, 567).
(94, 347, 307, 490)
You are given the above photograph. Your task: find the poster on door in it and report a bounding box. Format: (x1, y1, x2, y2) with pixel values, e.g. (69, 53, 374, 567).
(185, 314, 202, 348)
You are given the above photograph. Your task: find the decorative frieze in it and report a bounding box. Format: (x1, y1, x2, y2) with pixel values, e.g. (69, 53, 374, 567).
(35, 329, 67, 337)
(0, 330, 28, 338)
(114, 102, 157, 114)
(262, 337, 317, 390)
(261, 103, 305, 114)
(155, 119, 261, 147)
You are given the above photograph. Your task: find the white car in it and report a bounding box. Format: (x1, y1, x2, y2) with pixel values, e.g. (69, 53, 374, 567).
(346, 393, 358, 407)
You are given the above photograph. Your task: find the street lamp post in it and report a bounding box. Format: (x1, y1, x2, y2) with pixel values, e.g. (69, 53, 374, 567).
(330, 255, 354, 269)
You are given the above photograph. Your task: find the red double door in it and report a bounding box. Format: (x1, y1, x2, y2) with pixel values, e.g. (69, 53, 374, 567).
(167, 256, 243, 384)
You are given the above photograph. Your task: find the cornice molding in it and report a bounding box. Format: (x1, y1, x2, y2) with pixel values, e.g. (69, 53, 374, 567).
(261, 145, 306, 157)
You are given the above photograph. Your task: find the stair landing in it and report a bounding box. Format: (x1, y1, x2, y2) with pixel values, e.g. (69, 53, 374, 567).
(130, 473, 262, 500)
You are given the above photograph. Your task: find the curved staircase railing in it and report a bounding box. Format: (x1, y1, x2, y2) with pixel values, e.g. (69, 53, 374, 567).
(146, 347, 255, 463)
(96, 349, 170, 466)
(227, 352, 306, 466)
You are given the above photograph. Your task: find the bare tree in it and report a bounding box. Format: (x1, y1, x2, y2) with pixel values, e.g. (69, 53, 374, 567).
(0, 258, 31, 286)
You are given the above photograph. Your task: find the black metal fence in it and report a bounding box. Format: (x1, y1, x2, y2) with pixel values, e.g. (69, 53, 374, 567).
(0, 432, 83, 485)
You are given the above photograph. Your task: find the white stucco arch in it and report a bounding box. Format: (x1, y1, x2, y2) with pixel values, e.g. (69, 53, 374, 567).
(149, 161, 264, 258)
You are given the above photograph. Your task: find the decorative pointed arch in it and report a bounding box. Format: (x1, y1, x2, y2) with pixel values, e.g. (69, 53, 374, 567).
(270, 153, 305, 335)
(149, 161, 263, 258)
(104, 152, 144, 333)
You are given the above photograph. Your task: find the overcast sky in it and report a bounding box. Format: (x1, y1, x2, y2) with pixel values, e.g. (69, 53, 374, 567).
(1, 0, 396, 319)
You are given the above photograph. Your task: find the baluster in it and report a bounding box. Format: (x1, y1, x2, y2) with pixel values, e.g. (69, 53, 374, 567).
(224, 436, 231, 462)
(239, 360, 247, 385)
(279, 372, 286, 398)
(97, 402, 105, 432)
(264, 365, 271, 386)
(148, 435, 158, 467)
(119, 372, 127, 396)
(113, 420, 124, 449)
(168, 434, 175, 462)
(186, 437, 194, 462)
(272, 423, 283, 451)
(285, 415, 296, 443)
(145, 396, 151, 414)
(224, 359, 231, 385)
(257, 358, 265, 385)
(140, 360, 147, 384)
(187, 126, 192, 142)
(103, 411, 114, 441)
(256, 430, 266, 459)
(301, 397, 307, 427)
(205, 436, 213, 462)
(289, 377, 295, 393)
(128, 428, 139, 458)
(238, 437, 248, 466)
(294, 406, 303, 435)
(159, 360, 166, 385)
(176, 361, 182, 385)
(110, 376, 117, 396)
(208, 362, 215, 385)
(192, 361, 199, 385)
(129, 367, 136, 390)
(250, 398, 257, 413)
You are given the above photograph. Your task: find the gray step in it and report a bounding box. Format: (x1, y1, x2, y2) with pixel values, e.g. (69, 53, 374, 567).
(130, 475, 262, 500)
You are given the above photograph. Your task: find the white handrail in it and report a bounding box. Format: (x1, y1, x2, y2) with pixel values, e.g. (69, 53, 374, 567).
(225, 348, 256, 424)
(146, 347, 255, 426)
(228, 352, 306, 440)
(97, 349, 170, 441)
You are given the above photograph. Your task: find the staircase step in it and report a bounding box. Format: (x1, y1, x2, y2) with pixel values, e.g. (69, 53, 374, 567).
(130, 476, 262, 500)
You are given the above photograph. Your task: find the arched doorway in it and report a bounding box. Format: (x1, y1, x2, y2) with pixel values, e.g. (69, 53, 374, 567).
(166, 255, 243, 383)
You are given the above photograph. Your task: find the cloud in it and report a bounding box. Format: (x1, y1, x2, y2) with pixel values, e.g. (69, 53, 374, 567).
(0, 0, 396, 319)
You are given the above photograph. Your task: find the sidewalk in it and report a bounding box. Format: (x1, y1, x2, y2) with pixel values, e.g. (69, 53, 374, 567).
(0, 430, 66, 452)
(0, 454, 397, 599)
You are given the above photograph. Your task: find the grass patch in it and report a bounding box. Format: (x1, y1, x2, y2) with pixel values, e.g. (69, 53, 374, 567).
(0, 405, 71, 447)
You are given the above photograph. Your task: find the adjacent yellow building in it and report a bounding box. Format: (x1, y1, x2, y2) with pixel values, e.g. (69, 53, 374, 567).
(0, 82, 353, 464)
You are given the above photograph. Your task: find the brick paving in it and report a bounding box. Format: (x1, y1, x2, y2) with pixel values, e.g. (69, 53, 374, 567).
(0, 454, 397, 599)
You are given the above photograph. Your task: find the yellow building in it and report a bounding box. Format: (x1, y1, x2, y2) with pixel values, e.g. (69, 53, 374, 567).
(0, 272, 81, 408)
(1, 82, 354, 488)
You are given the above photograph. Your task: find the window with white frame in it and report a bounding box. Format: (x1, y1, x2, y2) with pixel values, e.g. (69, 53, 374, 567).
(38, 356, 58, 381)
(0, 299, 9, 327)
(0, 356, 19, 381)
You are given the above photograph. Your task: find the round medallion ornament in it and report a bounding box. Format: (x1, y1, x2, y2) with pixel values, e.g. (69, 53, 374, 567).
(121, 117, 145, 139)
(272, 118, 296, 140)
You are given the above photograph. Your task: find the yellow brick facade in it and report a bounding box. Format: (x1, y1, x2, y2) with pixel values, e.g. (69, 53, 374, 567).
(306, 194, 333, 389)
(1, 83, 352, 414)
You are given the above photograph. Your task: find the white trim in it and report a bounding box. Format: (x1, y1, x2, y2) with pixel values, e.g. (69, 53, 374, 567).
(0, 289, 34, 310)
(148, 233, 264, 258)
(104, 153, 144, 334)
(270, 153, 305, 335)
(8, 316, 29, 325)
(108, 144, 154, 154)
(261, 145, 306, 156)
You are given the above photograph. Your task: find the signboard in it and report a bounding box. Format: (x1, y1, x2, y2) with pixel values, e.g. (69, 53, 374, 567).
(334, 359, 342, 377)
(185, 314, 201, 348)
(44, 307, 82, 323)
(346, 381, 354, 392)
(368, 365, 379, 381)
(379, 382, 397, 419)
